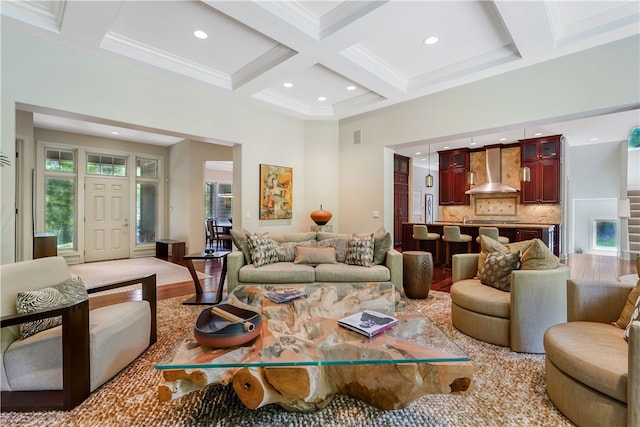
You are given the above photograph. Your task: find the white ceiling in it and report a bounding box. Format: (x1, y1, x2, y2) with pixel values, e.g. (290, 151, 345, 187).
(3, 0, 639, 168)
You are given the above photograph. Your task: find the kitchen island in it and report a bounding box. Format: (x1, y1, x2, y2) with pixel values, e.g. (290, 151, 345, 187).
(401, 222, 560, 265)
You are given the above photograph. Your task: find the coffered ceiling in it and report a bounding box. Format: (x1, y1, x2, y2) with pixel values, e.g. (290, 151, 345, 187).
(2, 0, 639, 163)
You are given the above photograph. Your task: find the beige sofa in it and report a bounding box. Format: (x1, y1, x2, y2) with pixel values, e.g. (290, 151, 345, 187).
(544, 278, 639, 427)
(227, 230, 402, 295)
(450, 251, 569, 353)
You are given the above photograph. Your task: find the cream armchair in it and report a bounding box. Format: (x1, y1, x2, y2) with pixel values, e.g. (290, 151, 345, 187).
(450, 253, 569, 353)
(544, 279, 638, 427)
(1, 256, 157, 411)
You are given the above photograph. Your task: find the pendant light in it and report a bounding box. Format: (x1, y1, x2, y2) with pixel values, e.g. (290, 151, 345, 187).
(425, 144, 433, 188)
(468, 137, 477, 185)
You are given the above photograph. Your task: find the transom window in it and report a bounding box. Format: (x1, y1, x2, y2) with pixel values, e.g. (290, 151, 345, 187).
(87, 154, 126, 176)
(136, 158, 157, 178)
(45, 148, 74, 171)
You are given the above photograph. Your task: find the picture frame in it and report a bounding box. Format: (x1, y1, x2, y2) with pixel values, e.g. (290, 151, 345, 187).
(259, 164, 292, 220)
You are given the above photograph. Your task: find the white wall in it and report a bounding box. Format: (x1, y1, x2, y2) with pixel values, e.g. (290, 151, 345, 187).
(629, 148, 640, 190)
(411, 164, 439, 223)
(338, 36, 639, 240)
(0, 29, 319, 263)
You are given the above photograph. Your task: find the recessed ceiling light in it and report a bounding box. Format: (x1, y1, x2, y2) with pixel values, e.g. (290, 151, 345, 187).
(110, 131, 119, 135)
(317, 96, 327, 101)
(283, 82, 293, 88)
(590, 137, 599, 141)
(470, 142, 477, 146)
(499, 137, 507, 141)
(423, 36, 439, 45)
(533, 132, 542, 136)
(193, 30, 208, 40)
(443, 146, 449, 149)
(346, 85, 356, 91)
(415, 152, 421, 155)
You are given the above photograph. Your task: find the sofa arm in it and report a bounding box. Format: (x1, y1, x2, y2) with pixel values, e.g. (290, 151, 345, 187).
(452, 254, 479, 283)
(566, 279, 635, 323)
(630, 322, 639, 427)
(385, 249, 403, 292)
(510, 265, 569, 353)
(226, 251, 246, 294)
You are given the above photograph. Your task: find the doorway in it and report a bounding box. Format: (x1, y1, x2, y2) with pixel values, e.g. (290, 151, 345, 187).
(84, 176, 130, 262)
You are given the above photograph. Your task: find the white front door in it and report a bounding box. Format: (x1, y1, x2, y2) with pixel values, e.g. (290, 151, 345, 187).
(85, 177, 130, 262)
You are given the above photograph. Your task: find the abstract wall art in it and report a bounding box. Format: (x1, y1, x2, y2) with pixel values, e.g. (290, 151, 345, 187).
(259, 164, 292, 219)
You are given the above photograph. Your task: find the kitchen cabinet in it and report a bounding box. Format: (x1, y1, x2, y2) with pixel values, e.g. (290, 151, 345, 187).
(519, 135, 562, 204)
(438, 148, 470, 205)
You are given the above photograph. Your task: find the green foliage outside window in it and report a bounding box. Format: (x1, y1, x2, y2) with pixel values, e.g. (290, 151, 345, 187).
(45, 178, 74, 249)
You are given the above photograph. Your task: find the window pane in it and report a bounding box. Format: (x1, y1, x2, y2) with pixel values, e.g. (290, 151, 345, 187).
(45, 178, 75, 249)
(45, 149, 74, 172)
(217, 183, 233, 221)
(136, 182, 157, 244)
(87, 154, 127, 176)
(136, 158, 157, 178)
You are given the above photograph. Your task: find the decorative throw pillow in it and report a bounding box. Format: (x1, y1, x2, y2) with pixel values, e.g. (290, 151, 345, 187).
(624, 294, 640, 342)
(345, 234, 375, 267)
(247, 233, 279, 268)
(275, 240, 316, 262)
(316, 238, 350, 263)
(230, 229, 253, 264)
(368, 227, 392, 265)
(614, 281, 640, 329)
(16, 277, 88, 340)
(293, 246, 337, 265)
(479, 251, 521, 292)
(520, 239, 559, 270)
(477, 236, 534, 277)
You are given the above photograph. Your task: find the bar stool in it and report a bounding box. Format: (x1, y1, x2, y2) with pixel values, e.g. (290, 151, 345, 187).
(442, 225, 472, 268)
(412, 224, 440, 264)
(475, 227, 510, 244)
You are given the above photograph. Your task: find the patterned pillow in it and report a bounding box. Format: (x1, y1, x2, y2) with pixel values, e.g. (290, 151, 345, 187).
(479, 251, 521, 292)
(16, 277, 88, 340)
(247, 233, 279, 268)
(275, 240, 316, 262)
(625, 293, 640, 342)
(316, 238, 350, 262)
(345, 234, 375, 267)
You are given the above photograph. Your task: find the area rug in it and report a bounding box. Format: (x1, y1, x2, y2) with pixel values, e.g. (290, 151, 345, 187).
(69, 257, 209, 288)
(0, 291, 574, 427)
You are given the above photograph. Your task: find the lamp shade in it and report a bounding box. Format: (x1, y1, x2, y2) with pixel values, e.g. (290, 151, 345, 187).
(619, 199, 631, 218)
(425, 174, 433, 188)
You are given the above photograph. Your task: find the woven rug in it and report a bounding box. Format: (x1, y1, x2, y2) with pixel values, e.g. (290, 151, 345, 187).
(0, 291, 573, 427)
(69, 257, 209, 288)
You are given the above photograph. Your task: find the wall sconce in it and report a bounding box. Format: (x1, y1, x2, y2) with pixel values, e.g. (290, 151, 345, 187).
(619, 199, 631, 218)
(425, 174, 433, 188)
(468, 171, 477, 185)
(519, 166, 531, 182)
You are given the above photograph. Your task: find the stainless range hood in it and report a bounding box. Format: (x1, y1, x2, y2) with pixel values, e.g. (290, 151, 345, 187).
(465, 146, 518, 194)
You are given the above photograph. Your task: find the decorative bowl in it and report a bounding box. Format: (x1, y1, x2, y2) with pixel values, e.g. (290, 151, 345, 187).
(193, 303, 262, 348)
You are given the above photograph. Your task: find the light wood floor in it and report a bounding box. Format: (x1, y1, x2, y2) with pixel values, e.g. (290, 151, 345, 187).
(90, 253, 637, 309)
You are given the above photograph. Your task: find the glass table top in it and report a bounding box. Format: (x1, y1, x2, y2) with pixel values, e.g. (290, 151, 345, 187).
(156, 284, 469, 371)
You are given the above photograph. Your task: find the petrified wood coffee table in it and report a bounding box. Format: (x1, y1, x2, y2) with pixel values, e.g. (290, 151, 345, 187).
(156, 283, 472, 411)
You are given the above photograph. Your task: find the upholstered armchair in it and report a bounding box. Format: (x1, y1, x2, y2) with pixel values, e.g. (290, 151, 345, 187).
(1, 256, 157, 411)
(450, 252, 569, 353)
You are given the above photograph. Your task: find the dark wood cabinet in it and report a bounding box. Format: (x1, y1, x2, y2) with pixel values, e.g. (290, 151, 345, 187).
(519, 135, 562, 204)
(393, 154, 410, 247)
(438, 148, 470, 205)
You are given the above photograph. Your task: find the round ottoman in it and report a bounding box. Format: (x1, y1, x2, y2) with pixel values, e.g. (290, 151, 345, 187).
(402, 251, 433, 299)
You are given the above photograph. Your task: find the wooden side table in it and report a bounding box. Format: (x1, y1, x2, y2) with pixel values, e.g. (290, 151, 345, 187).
(156, 239, 185, 263)
(182, 250, 230, 305)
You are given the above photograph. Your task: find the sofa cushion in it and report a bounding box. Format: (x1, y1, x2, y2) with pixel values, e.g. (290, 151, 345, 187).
(276, 240, 316, 262)
(614, 281, 640, 329)
(317, 228, 391, 265)
(520, 238, 559, 270)
(345, 234, 375, 267)
(238, 262, 315, 284)
(624, 294, 640, 341)
(247, 233, 279, 267)
(450, 279, 511, 319)
(479, 251, 520, 292)
(268, 232, 317, 243)
(294, 246, 336, 265)
(230, 229, 253, 264)
(545, 322, 628, 403)
(315, 263, 391, 283)
(16, 277, 88, 339)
